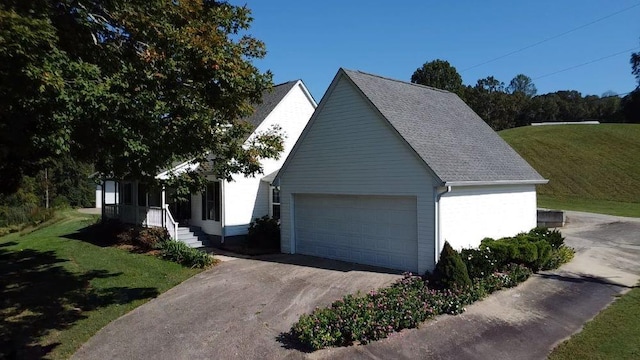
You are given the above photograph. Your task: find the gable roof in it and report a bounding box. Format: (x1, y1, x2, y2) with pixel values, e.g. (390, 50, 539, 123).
(340, 69, 546, 185)
(242, 80, 300, 129)
(157, 79, 315, 179)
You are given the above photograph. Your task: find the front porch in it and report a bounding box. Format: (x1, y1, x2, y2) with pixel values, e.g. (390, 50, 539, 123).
(100, 180, 208, 247)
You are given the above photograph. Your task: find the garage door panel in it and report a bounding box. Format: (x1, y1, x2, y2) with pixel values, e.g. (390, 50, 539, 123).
(294, 194, 418, 272)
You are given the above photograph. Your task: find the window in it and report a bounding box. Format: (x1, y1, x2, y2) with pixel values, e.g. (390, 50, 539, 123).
(122, 183, 133, 205)
(271, 187, 280, 220)
(201, 182, 221, 221)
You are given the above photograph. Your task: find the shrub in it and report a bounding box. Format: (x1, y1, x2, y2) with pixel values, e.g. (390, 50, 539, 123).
(528, 227, 565, 249)
(247, 215, 280, 248)
(461, 247, 499, 279)
(431, 242, 471, 289)
(156, 239, 213, 268)
(544, 246, 575, 270)
(481, 236, 553, 271)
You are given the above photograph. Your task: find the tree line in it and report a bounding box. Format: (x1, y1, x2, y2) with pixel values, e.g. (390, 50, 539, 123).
(411, 58, 640, 130)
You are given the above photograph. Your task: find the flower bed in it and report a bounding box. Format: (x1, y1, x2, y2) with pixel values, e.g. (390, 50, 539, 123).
(288, 227, 574, 350)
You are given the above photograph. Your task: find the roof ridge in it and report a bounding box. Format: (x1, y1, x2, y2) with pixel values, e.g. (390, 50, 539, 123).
(341, 68, 453, 94)
(273, 79, 299, 87)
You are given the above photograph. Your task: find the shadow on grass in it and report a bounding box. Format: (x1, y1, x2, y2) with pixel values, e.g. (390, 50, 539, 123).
(0, 246, 159, 359)
(62, 221, 116, 248)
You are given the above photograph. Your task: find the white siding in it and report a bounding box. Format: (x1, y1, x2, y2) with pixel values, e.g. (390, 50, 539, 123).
(223, 82, 316, 236)
(189, 190, 222, 236)
(439, 184, 538, 251)
(278, 76, 440, 273)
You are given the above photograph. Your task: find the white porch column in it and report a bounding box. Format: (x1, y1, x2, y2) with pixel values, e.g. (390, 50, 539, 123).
(101, 180, 106, 221)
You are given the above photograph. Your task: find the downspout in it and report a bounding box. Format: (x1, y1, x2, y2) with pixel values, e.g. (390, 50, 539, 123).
(220, 180, 225, 244)
(434, 185, 451, 265)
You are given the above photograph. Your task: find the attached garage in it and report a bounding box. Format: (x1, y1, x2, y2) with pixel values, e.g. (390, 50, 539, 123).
(274, 69, 547, 273)
(294, 194, 418, 272)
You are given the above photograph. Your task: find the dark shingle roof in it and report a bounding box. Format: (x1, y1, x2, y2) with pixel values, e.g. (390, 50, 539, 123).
(342, 69, 546, 184)
(243, 80, 299, 128)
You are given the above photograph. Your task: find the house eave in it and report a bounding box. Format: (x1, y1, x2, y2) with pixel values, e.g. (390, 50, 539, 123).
(443, 179, 549, 187)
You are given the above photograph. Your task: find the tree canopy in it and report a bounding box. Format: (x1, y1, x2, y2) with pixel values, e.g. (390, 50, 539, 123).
(507, 74, 537, 97)
(410, 54, 638, 130)
(0, 1, 281, 194)
(410, 59, 463, 93)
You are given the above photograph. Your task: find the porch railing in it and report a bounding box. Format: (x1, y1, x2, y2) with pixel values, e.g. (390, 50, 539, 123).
(102, 204, 179, 240)
(164, 204, 179, 240)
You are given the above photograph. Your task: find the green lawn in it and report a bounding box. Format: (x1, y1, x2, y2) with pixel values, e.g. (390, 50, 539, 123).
(0, 211, 201, 359)
(549, 285, 640, 359)
(538, 195, 640, 218)
(500, 124, 640, 217)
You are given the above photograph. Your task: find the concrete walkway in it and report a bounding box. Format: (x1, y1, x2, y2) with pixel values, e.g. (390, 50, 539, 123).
(72, 211, 640, 360)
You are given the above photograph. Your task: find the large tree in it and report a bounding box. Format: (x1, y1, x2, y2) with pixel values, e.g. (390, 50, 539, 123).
(0, 1, 280, 194)
(410, 59, 463, 94)
(507, 74, 537, 97)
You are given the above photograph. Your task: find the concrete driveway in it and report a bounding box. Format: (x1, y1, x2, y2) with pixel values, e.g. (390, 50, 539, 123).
(73, 211, 640, 360)
(71, 254, 401, 360)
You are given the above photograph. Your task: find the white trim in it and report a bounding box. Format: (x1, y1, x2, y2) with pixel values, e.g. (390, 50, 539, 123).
(444, 179, 548, 187)
(155, 160, 199, 180)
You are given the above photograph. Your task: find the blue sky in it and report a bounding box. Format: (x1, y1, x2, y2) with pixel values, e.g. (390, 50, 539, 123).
(232, 0, 640, 101)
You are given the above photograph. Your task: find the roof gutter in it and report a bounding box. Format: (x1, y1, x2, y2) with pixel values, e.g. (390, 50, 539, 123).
(444, 179, 549, 187)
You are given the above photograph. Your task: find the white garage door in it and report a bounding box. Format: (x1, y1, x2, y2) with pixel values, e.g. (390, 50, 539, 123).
(294, 194, 418, 272)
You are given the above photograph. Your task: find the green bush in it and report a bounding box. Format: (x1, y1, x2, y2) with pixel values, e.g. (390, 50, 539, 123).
(247, 215, 280, 248)
(544, 246, 575, 270)
(481, 236, 553, 271)
(156, 239, 213, 268)
(461, 247, 499, 279)
(528, 227, 565, 249)
(431, 241, 471, 289)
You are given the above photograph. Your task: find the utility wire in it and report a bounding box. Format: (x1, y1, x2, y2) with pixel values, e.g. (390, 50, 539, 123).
(461, 2, 640, 72)
(533, 47, 640, 80)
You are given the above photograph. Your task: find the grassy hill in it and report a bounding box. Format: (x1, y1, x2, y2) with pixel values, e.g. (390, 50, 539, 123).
(500, 124, 640, 217)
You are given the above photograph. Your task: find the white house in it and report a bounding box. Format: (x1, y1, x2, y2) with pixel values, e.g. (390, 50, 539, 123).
(274, 69, 547, 274)
(102, 80, 317, 246)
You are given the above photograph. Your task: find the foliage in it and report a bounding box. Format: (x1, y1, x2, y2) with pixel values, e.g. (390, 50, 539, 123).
(508, 74, 537, 97)
(410, 59, 463, 94)
(289, 263, 532, 350)
(431, 241, 471, 289)
(247, 215, 281, 249)
(478, 227, 573, 272)
(1, 1, 280, 192)
(545, 246, 576, 270)
(460, 246, 499, 279)
(156, 239, 214, 269)
(0, 211, 200, 359)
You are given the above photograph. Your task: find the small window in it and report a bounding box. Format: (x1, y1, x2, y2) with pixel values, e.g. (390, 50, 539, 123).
(271, 187, 280, 220)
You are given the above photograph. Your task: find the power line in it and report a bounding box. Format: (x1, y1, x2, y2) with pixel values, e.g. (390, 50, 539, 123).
(461, 1, 640, 72)
(533, 47, 640, 80)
